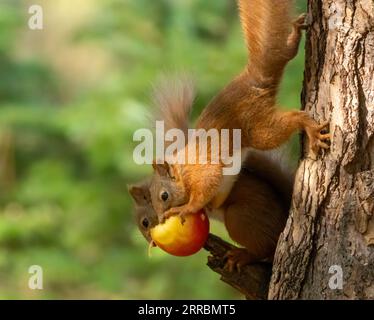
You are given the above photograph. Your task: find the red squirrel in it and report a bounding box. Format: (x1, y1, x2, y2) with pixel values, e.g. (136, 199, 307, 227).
(148, 0, 330, 224)
(129, 149, 294, 270)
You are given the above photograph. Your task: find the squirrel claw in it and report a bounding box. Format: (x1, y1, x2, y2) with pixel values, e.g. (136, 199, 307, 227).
(164, 207, 178, 219)
(179, 213, 186, 225)
(293, 13, 307, 30)
(223, 248, 254, 273)
(164, 205, 190, 225)
(306, 120, 330, 158)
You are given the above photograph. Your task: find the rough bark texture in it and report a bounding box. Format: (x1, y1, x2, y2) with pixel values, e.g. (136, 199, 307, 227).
(204, 234, 272, 300)
(269, 0, 374, 299)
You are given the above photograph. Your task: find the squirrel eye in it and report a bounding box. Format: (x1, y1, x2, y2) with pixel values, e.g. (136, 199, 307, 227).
(160, 191, 169, 201)
(141, 218, 149, 228)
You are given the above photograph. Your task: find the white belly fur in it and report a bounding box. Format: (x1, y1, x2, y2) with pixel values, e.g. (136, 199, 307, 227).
(209, 148, 250, 209)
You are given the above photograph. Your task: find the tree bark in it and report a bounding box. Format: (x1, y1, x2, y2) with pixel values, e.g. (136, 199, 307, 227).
(204, 234, 272, 300)
(269, 0, 374, 299)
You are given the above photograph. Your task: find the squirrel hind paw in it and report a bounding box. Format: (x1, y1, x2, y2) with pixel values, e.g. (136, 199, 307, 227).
(223, 248, 255, 273)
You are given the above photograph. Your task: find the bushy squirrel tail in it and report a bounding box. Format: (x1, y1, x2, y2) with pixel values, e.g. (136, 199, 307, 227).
(151, 74, 195, 141)
(238, 0, 294, 86)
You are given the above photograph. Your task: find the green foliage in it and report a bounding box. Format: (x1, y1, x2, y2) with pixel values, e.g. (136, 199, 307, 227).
(0, 0, 305, 299)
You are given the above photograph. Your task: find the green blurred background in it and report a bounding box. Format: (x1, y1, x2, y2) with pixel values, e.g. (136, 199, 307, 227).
(0, 0, 305, 299)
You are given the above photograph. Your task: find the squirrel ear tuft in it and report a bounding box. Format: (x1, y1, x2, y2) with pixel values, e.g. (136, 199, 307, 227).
(128, 184, 146, 204)
(152, 160, 171, 177)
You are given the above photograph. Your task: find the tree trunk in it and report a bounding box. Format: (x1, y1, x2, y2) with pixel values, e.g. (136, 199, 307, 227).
(269, 0, 374, 299)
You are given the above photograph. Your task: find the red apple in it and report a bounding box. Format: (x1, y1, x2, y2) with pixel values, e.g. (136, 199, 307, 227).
(150, 210, 209, 257)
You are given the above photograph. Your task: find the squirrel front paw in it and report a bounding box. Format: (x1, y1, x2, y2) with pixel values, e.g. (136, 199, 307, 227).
(163, 205, 191, 225)
(224, 248, 255, 273)
(305, 120, 330, 159)
(293, 13, 308, 31)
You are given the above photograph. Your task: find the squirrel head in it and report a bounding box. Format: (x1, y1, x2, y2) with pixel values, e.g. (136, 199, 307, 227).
(150, 160, 188, 215)
(128, 182, 158, 243)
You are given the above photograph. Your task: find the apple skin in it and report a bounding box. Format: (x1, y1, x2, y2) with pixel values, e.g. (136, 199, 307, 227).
(150, 210, 209, 257)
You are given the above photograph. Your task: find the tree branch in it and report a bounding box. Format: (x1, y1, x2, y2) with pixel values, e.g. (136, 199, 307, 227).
(203, 234, 272, 300)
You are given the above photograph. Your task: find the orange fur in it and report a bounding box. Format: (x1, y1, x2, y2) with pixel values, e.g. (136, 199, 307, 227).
(131, 150, 293, 264)
(150, 1, 329, 223)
